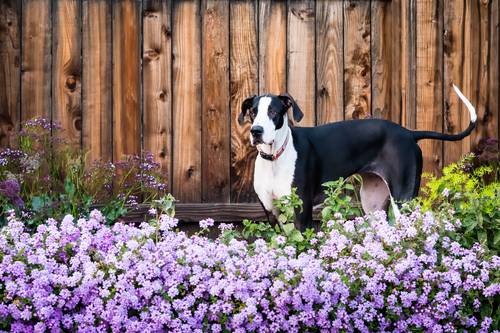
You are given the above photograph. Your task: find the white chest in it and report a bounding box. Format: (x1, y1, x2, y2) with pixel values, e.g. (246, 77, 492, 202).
(253, 144, 297, 214)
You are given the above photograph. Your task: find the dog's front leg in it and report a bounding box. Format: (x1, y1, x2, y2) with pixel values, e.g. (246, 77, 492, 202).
(258, 199, 279, 227)
(294, 186, 313, 232)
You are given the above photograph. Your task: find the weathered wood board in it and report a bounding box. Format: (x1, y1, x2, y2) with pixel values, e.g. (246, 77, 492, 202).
(230, 1, 258, 203)
(82, 0, 113, 162)
(172, 0, 202, 202)
(53, 0, 82, 149)
(143, 0, 172, 182)
(1, 0, 498, 206)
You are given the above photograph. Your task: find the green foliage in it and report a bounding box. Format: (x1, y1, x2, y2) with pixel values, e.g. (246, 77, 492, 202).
(321, 175, 363, 221)
(227, 189, 317, 252)
(0, 118, 168, 228)
(241, 219, 276, 240)
(416, 154, 500, 254)
(272, 187, 303, 224)
(151, 194, 176, 217)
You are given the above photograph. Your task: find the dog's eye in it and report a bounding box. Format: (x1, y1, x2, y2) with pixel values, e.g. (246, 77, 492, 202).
(268, 109, 277, 117)
(249, 108, 257, 117)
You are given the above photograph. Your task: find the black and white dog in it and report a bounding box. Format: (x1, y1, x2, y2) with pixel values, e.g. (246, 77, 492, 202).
(238, 85, 476, 230)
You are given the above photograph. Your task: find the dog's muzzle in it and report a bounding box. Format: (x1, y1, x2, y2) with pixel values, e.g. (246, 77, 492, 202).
(250, 126, 264, 144)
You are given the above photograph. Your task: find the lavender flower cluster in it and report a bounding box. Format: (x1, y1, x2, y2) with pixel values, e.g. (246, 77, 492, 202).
(0, 209, 499, 332)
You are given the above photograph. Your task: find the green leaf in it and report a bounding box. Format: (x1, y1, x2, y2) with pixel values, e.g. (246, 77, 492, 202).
(282, 223, 295, 236)
(494, 232, 500, 245)
(478, 230, 488, 244)
(31, 196, 47, 212)
(64, 178, 76, 197)
(289, 230, 304, 243)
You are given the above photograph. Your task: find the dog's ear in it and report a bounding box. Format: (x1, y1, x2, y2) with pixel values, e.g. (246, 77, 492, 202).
(278, 93, 304, 122)
(239, 95, 256, 125)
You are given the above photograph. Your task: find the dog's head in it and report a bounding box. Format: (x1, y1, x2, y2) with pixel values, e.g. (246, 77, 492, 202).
(238, 93, 303, 145)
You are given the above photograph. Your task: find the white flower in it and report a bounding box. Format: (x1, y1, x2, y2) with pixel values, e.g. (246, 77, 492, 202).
(275, 235, 286, 245)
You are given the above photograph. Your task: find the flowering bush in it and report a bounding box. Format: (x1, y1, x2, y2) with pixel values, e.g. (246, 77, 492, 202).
(0, 118, 168, 227)
(416, 153, 500, 255)
(1, 206, 499, 332)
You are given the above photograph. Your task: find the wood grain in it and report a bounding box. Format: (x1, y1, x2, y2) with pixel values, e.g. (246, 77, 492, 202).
(21, 0, 51, 122)
(287, 0, 315, 126)
(113, 0, 141, 161)
(230, 1, 258, 203)
(143, 0, 172, 183)
(259, 0, 286, 94)
(343, 1, 371, 120)
(443, 0, 468, 166)
(400, 0, 417, 129)
(416, 0, 443, 175)
(82, 0, 112, 162)
(371, 0, 392, 120)
(488, 0, 499, 144)
(119, 202, 323, 223)
(201, 0, 230, 202)
(172, 0, 202, 202)
(53, 0, 81, 149)
(0, 0, 20, 147)
(315, 0, 343, 124)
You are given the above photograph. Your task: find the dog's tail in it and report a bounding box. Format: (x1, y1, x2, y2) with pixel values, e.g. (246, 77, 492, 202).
(412, 85, 476, 142)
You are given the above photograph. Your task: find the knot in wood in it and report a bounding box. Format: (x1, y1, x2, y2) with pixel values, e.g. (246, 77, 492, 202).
(162, 25, 171, 37)
(291, 8, 314, 21)
(74, 117, 82, 131)
(145, 49, 160, 61)
(208, 105, 217, 113)
(319, 86, 328, 97)
(66, 76, 77, 91)
(187, 166, 195, 178)
(159, 90, 167, 101)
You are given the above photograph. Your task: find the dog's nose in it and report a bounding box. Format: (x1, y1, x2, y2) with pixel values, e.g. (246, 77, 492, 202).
(250, 126, 263, 137)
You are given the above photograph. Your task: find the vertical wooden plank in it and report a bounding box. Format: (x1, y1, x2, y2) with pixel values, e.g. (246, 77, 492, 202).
(488, 0, 498, 144)
(53, 0, 82, 149)
(113, 0, 141, 161)
(201, 0, 230, 202)
(287, 0, 315, 126)
(315, 0, 343, 124)
(400, 0, 417, 129)
(0, 0, 20, 147)
(388, 0, 402, 125)
(82, 0, 112, 162)
(416, 0, 443, 175)
(21, 0, 52, 121)
(172, 1, 201, 202)
(230, 1, 258, 203)
(259, 0, 286, 94)
(443, 0, 468, 166)
(371, 0, 392, 120)
(143, 0, 172, 183)
(343, 1, 371, 120)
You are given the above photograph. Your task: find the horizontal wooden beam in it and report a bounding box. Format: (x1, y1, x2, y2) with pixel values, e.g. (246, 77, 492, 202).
(118, 203, 323, 223)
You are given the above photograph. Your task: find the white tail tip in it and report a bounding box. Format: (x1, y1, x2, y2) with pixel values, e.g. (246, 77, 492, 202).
(453, 84, 477, 123)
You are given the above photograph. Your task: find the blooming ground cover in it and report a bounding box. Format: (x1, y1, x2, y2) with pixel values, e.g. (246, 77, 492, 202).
(1, 204, 499, 332)
(1, 119, 499, 331)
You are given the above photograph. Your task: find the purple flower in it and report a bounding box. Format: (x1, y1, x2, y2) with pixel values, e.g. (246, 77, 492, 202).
(199, 218, 214, 229)
(0, 207, 497, 331)
(0, 178, 24, 207)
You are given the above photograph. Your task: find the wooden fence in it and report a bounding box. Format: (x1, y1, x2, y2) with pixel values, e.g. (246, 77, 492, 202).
(0, 0, 498, 206)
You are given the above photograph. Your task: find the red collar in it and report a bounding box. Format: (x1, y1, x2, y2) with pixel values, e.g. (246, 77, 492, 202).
(258, 132, 289, 162)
